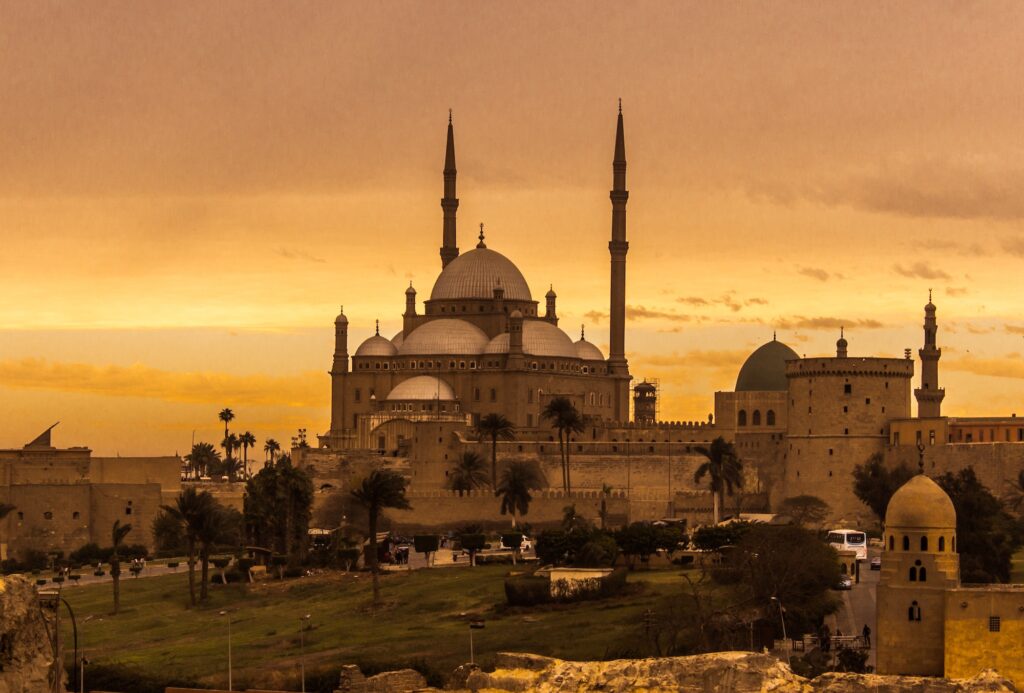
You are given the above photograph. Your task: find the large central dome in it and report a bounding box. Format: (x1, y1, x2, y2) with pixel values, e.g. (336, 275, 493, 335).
(430, 248, 533, 302)
(735, 339, 800, 391)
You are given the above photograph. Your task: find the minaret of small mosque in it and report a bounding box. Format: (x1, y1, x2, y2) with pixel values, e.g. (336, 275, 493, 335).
(836, 326, 848, 358)
(403, 282, 417, 335)
(545, 285, 558, 325)
(332, 306, 349, 374)
(440, 110, 460, 269)
(608, 99, 629, 375)
(915, 290, 945, 418)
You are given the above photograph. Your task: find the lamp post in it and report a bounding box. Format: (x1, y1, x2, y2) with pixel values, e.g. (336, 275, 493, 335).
(770, 597, 790, 664)
(469, 619, 485, 664)
(299, 613, 311, 693)
(218, 610, 232, 691)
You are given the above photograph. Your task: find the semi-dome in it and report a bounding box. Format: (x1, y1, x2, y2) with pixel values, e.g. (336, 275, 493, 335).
(575, 338, 605, 361)
(429, 248, 533, 302)
(391, 331, 404, 349)
(735, 339, 799, 391)
(354, 334, 398, 357)
(484, 320, 578, 359)
(386, 376, 457, 401)
(885, 474, 956, 530)
(398, 318, 489, 355)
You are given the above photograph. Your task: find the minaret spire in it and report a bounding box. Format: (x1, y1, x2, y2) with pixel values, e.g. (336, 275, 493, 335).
(440, 112, 460, 268)
(915, 291, 945, 417)
(608, 101, 631, 420)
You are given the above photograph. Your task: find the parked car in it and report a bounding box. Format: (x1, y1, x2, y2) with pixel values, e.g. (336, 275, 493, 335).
(833, 575, 854, 590)
(870, 556, 882, 571)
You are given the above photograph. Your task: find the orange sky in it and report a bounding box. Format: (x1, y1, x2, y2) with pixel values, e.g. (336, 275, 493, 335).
(2, 2, 1023, 455)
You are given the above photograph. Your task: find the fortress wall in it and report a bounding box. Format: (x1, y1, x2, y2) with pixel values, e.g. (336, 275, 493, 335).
(6, 484, 91, 558)
(90, 456, 182, 491)
(885, 443, 1024, 498)
(383, 493, 629, 531)
(945, 588, 1024, 687)
(89, 483, 163, 551)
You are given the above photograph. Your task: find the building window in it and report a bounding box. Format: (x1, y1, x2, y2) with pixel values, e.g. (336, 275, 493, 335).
(919, 566, 927, 581)
(473, 388, 480, 401)
(355, 389, 361, 403)
(952, 536, 956, 552)
(990, 616, 1001, 632)
(17, 511, 24, 520)
(929, 430, 935, 446)
(844, 428, 849, 435)
(889, 535, 894, 551)
(527, 389, 534, 403)
(490, 388, 497, 402)
(908, 601, 921, 621)
(844, 384, 852, 394)
(865, 398, 871, 405)
(752, 410, 761, 426)
(72, 511, 80, 520)
(920, 536, 928, 551)
(738, 410, 747, 426)
(526, 414, 533, 427)
(903, 536, 910, 551)
(43, 511, 53, 520)
(938, 536, 945, 551)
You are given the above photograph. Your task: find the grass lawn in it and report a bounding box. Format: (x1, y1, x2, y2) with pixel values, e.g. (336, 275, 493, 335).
(61, 565, 704, 690)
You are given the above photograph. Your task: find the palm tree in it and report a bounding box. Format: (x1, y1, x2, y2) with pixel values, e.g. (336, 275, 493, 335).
(264, 438, 281, 465)
(0, 503, 15, 562)
(541, 397, 585, 493)
(195, 505, 228, 601)
(110, 520, 132, 614)
(239, 431, 257, 479)
(351, 470, 411, 605)
(447, 452, 489, 495)
(474, 414, 516, 488)
(185, 442, 220, 480)
(160, 487, 216, 606)
(693, 436, 743, 525)
(495, 460, 545, 528)
(218, 408, 235, 460)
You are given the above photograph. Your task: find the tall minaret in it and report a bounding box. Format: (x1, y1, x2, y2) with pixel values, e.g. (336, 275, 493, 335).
(915, 290, 945, 418)
(608, 101, 629, 377)
(440, 111, 460, 268)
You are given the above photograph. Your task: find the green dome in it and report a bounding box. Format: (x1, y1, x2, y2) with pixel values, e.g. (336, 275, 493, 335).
(735, 340, 799, 391)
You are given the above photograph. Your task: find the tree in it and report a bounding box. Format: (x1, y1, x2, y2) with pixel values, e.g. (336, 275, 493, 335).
(350, 470, 411, 605)
(160, 487, 217, 606)
(1002, 470, 1024, 513)
(599, 484, 613, 530)
(615, 522, 683, 569)
(218, 408, 235, 460)
(264, 438, 281, 465)
(937, 467, 1023, 583)
(238, 431, 257, 479)
(151, 509, 185, 555)
(447, 452, 489, 495)
(0, 503, 14, 562)
(693, 437, 743, 525)
(110, 520, 132, 614)
(778, 495, 831, 528)
(184, 442, 220, 480)
(852, 454, 914, 523)
(195, 504, 240, 600)
(495, 460, 545, 528)
(243, 456, 314, 565)
(475, 413, 516, 488)
(542, 396, 585, 493)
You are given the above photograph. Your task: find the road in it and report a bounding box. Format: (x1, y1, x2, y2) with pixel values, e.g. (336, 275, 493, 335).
(828, 546, 879, 668)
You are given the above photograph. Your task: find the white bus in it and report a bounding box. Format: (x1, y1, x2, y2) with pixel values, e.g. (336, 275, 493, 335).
(827, 528, 868, 561)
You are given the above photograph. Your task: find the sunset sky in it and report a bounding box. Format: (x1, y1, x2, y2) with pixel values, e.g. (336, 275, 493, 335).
(2, 2, 1023, 455)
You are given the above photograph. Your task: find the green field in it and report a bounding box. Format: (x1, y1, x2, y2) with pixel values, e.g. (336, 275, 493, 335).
(60, 565, 698, 690)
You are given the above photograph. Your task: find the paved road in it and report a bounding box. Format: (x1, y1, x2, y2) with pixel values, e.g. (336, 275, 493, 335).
(828, 546, 879, 668)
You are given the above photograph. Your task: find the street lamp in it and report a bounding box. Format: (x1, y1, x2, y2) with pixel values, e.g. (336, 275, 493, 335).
(219, 610, 232, 691)
(299, 613, 312, 693)
(468, 619, 485, 664)
(770, 597, 790, 664)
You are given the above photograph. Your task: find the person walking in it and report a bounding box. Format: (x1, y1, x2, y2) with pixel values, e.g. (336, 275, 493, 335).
(862, 624, 871, 648)
(819, 623, 831, 653)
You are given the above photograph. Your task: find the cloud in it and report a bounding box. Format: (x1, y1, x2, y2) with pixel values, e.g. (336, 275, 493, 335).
(676, 296, 710, 306)
(774, 316, 886, 330)
(632, 349, 749, 369)
(1005, 325, 1024, 335)
(674, 295, 768, 312)
(745, 298, 769, 306)
(797, 266, 831, 282)
(944, 355, 1024, 381)
(584, 306, 694, 323)
(893, 263, 950, 280)
(929, 240, 988, 257)
(277, 247, 326, 264)
(965, 324, 995, 335)
(945, 287, 968, 297)
(0, 358, 324, 407)
(1002, 237, 1024, 257)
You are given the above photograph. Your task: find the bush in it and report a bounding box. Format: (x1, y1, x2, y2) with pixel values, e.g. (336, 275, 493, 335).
(575, 534, 620, 568)
(504, 574, 552, 606)
(500, 532, 524, 551)
(835, 647, 869, 673)
(691, 522, 752, 552)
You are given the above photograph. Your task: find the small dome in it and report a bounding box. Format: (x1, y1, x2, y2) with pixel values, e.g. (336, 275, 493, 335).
(885, 474, 956, 530)
(429, 247, 532, 302)
(484, 320, 578, 358)
(635, 380, 656, 392)
(354, 334, 398, 357)
(575, 338, 604, 361)
(386, 376, 457, 401)
(546, 286, 556, 298)
(390, 331, 404, 348)
(735, 339, 799, 391)
(334, 309, 348, 325)
(398, 319, 489, 355)
(406, 283, 416, 295)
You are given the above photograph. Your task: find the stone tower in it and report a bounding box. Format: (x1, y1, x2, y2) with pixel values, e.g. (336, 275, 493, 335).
(633, 380, 657, 425)
(440, 112, 459, 268)
(608, 102, 631, 420)
(915, 291, 945, 418)
(328, 307, 350, 442)
(876, 474, 959, 677)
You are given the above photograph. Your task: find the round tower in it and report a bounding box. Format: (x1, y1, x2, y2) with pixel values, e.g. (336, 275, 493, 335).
(633, 380, 657, 425)
(876, 473, 959, 677)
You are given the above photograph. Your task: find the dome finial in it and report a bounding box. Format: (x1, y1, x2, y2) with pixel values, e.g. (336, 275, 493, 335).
(340, 305, 344, 314)
(840, 326, 844, 339)
(375, 319, 380, 336)
(929, 288, 933, 303)
(618, 97, 622, 115)
(773, 330, 777, 341)
(477, 222, 486, 249)
(448, 108, 452, 125)
(581, 324, 585, 340)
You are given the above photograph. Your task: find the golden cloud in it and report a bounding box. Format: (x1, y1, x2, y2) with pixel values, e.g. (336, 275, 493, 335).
(0, 358, 325, 407)
(943, 355, 1024, 381)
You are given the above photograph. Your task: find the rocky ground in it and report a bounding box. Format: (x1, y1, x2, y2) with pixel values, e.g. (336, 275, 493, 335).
(0, 575, 61, 693)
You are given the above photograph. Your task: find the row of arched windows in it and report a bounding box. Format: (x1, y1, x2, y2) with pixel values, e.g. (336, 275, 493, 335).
(888, 534, 953, 552)
(737, 409, 775, 427)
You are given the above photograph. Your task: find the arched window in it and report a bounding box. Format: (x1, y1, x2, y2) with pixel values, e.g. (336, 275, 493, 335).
(919, 566, 927, 582)
(840, 563, 848, 574)
(902, 536, 910, 551)
(908, 601, 921, 622)
(738, 410, 747, 426)
(888, 535, 895, 551)
(753, 410, 761, 425)
(909, 567, 917, 581)
(938, 536, 945, 552)
(920, 536, 928, 551)
(766, 410, 776, 426)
